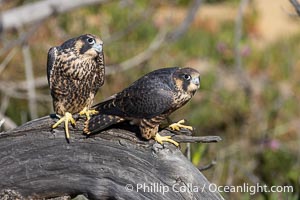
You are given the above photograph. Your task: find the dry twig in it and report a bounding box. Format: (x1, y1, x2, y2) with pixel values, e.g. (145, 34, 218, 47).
(0, 48, 17, 74)
(22, 44, 38, 119)
(290, 0, 300, 16)
(167, 0, 202, 41)
(234, 0, 252, 96)
(0, 112, 17, 130)
(0, 0, 109, 32)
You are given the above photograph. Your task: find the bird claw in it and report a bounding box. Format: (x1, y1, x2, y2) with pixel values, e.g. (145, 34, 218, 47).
(169, 119, 193, 131)
(79, 107, 98, 120)
(52, 112, 76, 139)
(154, 133, 179, 146)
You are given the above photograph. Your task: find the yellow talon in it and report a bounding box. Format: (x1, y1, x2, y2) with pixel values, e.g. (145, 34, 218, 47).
(154, 133, 179, 146)
(79, 107, 98, 120)
(52, 112, 76, 139)
(169, 119, 193, 131)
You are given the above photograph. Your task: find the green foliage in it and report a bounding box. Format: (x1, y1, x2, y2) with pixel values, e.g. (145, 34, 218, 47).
(1, 1, 300, 199)
(174, 29, 218, 58)
(192, 144, 206, 165)
(256, 149, 296, 185)
(255, 148, 300, 198)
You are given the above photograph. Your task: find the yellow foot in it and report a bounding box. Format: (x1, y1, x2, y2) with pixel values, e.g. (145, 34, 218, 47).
(79, 107, 98, 120)
(169, 119, 193, 131)
(154, 133, 179, 146)
(52, 112, 76, 139)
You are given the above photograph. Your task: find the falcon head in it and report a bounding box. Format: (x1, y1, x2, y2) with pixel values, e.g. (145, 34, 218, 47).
(59, 34, 103, 58)
(75, 34, 103, 58)
(173, 67, 200, 95)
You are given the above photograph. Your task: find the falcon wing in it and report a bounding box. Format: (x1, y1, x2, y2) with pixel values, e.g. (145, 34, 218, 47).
(93, 81, 174, 119)
(46, 47, 58, 88)
(85, 87, 173, 134)
(119, 85, 174, 118)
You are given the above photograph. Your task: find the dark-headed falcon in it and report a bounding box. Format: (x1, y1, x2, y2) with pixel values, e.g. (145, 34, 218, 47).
(47, 34, 105, 139)
(84, 67, 200, 146)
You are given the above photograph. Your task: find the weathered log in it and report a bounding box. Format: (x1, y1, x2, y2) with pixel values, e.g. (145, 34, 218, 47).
(0, 116, 223, 200)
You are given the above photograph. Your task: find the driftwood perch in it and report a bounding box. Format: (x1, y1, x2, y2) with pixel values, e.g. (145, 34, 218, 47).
(0, 116, 223, 200)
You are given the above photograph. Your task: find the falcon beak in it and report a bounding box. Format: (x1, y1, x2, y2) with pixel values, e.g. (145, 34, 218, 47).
(92, 43, 103, 53)
(192, 76, 200, 88)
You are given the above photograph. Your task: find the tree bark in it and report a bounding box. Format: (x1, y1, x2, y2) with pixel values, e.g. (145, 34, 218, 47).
(0, 116, 223, 200)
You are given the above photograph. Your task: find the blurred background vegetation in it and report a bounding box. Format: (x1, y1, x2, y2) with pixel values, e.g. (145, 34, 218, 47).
(0, 0, 300, 199)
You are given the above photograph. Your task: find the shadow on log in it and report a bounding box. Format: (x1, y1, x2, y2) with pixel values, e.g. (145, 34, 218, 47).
(0, 116, 223, 200)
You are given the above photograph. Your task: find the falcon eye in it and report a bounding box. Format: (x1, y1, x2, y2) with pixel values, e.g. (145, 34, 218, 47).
(87, 37, 95, 45)
(183, 74, 191, 81)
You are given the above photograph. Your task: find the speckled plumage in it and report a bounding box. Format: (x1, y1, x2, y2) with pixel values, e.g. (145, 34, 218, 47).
(47, 33, 105, 116)
(84, 67, 200, 143)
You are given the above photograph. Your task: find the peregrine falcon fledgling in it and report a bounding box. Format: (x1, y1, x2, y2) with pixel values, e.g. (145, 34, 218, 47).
(84, 67, 200, 146)
(47, 34, 105, 139)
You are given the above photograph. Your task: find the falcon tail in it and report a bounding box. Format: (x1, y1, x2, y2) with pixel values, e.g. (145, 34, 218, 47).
(84, 114, 125, 134)
(91, 95, 125, 116)
(85, 94, 127, 134)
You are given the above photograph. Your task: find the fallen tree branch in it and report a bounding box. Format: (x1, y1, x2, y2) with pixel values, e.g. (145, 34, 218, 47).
(0, 116, 223, 200)
(0, 112, 17, 130)
(290, 0, 300, 16)
(0, 0, 109, 32)
(199, 160, 217, 172)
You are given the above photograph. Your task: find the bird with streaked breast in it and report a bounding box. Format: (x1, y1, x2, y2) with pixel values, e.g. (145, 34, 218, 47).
(47, 33, 105, 139)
